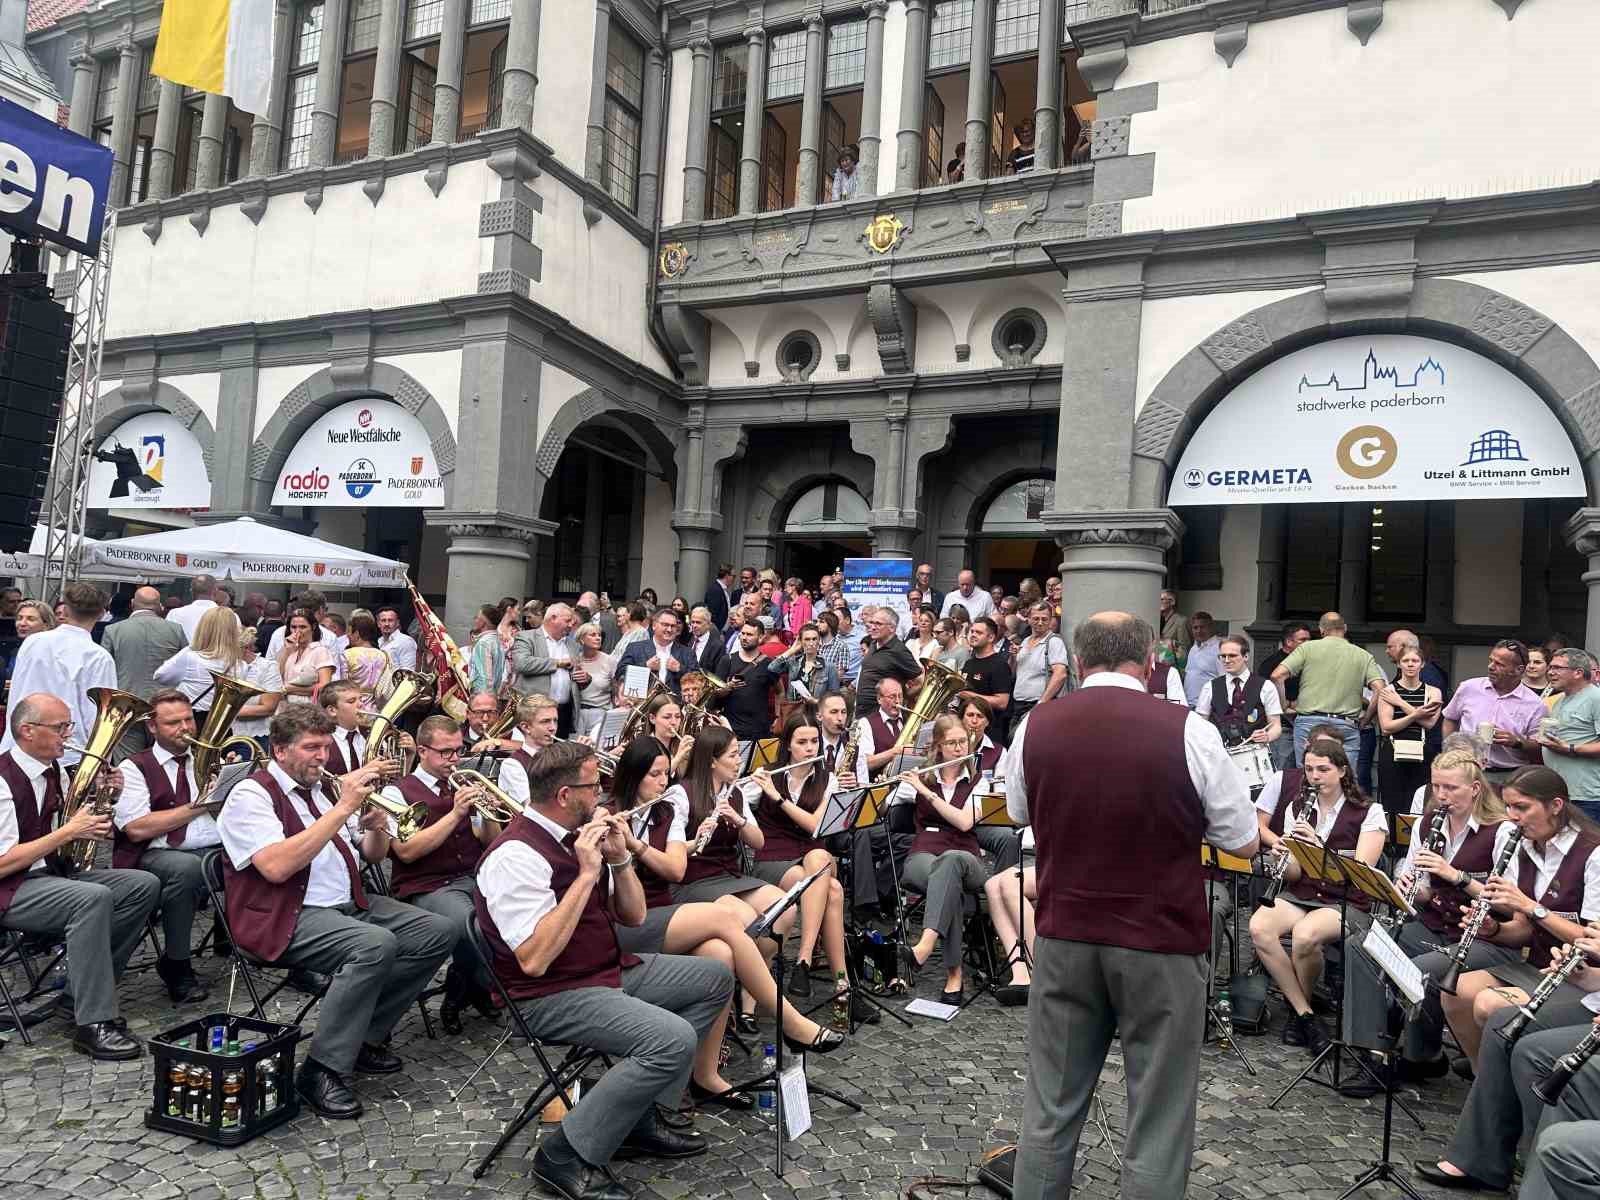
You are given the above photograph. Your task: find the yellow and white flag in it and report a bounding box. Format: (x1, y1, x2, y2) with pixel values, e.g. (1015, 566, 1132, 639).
(151, 0, 276, 116)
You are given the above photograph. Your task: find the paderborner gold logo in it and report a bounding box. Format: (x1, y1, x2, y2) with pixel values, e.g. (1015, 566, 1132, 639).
(1336, 425, 1398, 479)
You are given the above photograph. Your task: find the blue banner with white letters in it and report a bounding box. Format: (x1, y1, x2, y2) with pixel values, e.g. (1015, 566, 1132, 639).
(0, 97, 113, 256)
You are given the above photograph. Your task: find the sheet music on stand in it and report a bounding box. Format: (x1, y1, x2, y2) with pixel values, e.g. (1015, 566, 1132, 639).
(815, 784, 871, 839)
(1285, 840, 1418, 922)
(1361, 921, 1427, 1007)
(597, 708, 629, 750)
(622, 665, 652, 699)
(209, 760, 257, 810)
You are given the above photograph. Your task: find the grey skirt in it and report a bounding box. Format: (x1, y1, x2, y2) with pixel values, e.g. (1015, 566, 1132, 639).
(751, 857, 801, 886)
(614, 904, 683, 955)
(672, 873, 770, 904)
(1486, 959, 1557, 993)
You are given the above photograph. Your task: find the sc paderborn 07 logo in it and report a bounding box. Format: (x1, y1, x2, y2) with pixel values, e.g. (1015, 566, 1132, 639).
(1336, 425, 1397, 480)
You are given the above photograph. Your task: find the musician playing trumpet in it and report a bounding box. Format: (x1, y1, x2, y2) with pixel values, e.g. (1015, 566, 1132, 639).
(111, 689, 218, 1004)
(500, 695, 563, 809)
(380, 715, 502, 1035)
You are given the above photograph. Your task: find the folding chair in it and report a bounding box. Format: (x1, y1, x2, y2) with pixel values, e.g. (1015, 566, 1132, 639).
(465, 915, 607, 1181)
(0, 931, 40, 1044)
(200, 850, 328, 1027)
(360, 862, 444, 1040)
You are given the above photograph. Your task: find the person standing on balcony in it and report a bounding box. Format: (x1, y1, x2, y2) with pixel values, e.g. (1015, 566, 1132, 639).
(830, 145, 860, 202)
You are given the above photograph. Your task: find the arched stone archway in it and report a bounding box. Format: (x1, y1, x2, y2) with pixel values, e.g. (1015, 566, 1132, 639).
(531, 386, 679, 516)
(1130, 278, 1600, 508)
(95, 381, 218, 475)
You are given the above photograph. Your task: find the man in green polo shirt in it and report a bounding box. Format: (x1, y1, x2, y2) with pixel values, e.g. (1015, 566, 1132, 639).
(1270, 611, 1387, 765)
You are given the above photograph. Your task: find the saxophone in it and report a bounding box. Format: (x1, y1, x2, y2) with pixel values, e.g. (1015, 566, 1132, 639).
(837, 720, 862, 778)
(1435, 825, 1524, 995)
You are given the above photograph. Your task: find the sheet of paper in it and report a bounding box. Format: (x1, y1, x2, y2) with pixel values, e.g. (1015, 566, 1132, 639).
(779, 1063, 812, 1141)
(598, 708, 629, 749)
(622, 665, 651, 699)
(1362, 922, 1426, 1006)
(904, 997, 960, 1021)
(210, 759, 257, 810)
(790, 680, 815, 702)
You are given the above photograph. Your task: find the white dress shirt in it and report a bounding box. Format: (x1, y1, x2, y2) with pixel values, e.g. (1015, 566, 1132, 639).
(1003, 672, 1258, 854)
(477, 804, 586, 951)
(629, 788, 690, 844)
(1195, 667, 1284, 720)
(853, 709, 906, 784)
(1253, 774, 1389, 839)
(645, 639, 677, 684)
(219, 761, 365, 908)
(498, 745, 539, 808)
(166, 598, 217, 642)
(1501, 822, 1600, 919)
(153, 648, 235, 705)
(0, 625, 118, 764)
(543, 631, 574, 704)
(232, 656, 283, 738)
(692, 631, 714, 666)
(0, 747, 63, 872)
(115, 743, 220, 849)
(939, 588, 995, 622)
(379, 630, 419, 672)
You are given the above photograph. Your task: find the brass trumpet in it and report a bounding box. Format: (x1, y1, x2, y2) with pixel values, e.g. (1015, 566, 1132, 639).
(318, 769, 428, 842)
(446, 768, 522, 824)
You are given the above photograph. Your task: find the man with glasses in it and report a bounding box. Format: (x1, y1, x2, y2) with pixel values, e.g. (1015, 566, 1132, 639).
(1195, 636, 1282, 751)
(1441, 638, 1545, 784)
(380, 716, 500, 1035)
(0, 692, 158, 1060)
(1538, 648, 1600, 821)
(856, 606, 923, 713)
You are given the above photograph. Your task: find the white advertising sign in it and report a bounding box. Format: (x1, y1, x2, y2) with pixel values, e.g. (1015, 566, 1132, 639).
(1169, 335, 1585, 506)
(87, 412, 212, 510)
(272, 398, 445, 507)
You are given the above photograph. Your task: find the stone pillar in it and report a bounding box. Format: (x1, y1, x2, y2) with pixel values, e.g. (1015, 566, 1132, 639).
(67, 45, 96, 137)
(498, 0, 542, 131)
(737, 26, 767, 214)
(108, 41, 141, 204)
(1053, 511, 1182, 628)
(1426, 502, 1456, 631)
(672, 413, 717, 600)
(856, 0, 887, 199)
(310, 0, 351, 166)
(674, 520, 717, 603)
(795, 15, 825, 203)
(250, 0, 296, 175)
(682, 37, 713, 220)
(626, 470, 646, 594)
(1520, 501, 1551, 639)
(368, 0, 406, 156)
(963, 0, 995, 181)
(148, 80, 182, 199)
(1254, 505, 1286, 624)
(1563, 509, 1600, 654)
(196, 94, 230, 188)
(211, 337, 261, 513)
(1033, 0, 1062, 170)
(1337, 504, 1367, 623)
(430, 518, 552, 636)
(579, 451, 604, 584)
(636, 43, 667, 217)
(894, 0, 929, 191)
(584, 0, 613, 184)
(429, 0, 468, 142)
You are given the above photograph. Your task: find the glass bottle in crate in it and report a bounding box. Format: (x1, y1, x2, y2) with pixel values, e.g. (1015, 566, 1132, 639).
(221, 1070, 242, 1128)
(257, 1055, 279, 1113)
(166, 1052, 188, 1118)
(186, 1062, 210, 1123)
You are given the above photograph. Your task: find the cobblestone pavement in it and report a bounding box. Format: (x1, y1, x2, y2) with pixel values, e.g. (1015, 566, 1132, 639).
(0, 942, 1492, 1200)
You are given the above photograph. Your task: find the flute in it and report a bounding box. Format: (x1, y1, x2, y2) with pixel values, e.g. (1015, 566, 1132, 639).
(893, 752, 980, 781)
(688, 758, 826, 854)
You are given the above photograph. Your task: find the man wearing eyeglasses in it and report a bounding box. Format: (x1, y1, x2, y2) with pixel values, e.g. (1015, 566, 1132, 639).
(0, 693, 158, 1060)
(1537, 647, 1600, 821)
(1441, 639, 1546, 784)
(1194, 636, 1282, 750)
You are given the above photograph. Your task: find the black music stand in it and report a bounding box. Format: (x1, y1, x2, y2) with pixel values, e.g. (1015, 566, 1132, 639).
(1268, 842, 1422, 1129)
(1201, 843, 1257, 1077)
(722, 866, 864, 1177)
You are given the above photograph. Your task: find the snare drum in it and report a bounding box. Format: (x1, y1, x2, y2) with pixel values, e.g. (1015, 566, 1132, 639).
(1226, 742, 1273, 789)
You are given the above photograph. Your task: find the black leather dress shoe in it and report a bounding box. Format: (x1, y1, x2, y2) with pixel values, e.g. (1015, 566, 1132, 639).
(531, 1145, 630, 1200)
(614, 1122, 708, 1160)
(354, 1042, 403, 1074)
(72, 1021, 141, 1061)
(783, 1026, 846, 1056)
(439, 995, 464, 1036)
(296, 1059, 363, 1119)
(1412, 1159, 1506, 1191)
(156, 956, 211, 1004)
(1395, 1054, 1450, 1083)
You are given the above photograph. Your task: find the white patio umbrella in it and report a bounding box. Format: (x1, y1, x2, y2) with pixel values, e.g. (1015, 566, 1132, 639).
(84, 517, 408, 588)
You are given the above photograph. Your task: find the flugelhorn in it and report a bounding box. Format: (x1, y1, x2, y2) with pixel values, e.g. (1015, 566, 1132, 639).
(57, 688, 152, 873)
(1436, 825, 1524, 995)
(446, 768, 521, 824)
(319, 768, 428, 842)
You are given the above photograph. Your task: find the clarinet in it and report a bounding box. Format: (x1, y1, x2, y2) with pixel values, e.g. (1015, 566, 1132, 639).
(1393, 808, 1450, 929)
(1435, 825, 1524, 996)
(1498, 944, 1593, 1045)
(1532, 1021, 1600, 1105)
(1262, 775, 1316, 905)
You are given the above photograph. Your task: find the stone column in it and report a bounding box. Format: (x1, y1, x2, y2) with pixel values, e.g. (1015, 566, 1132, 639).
(1563, 509, 1600, 654)
(626, 470, 646, 594)
(963, 0, 995, 181)
(579, 451, 604, 584)
(498, 0, 542, 131)
(1053, 511, 1183, 628)
(368, 0, 406, 156)
(1337, 504, 1367, 623)
(894, 0, 929, 191)
(250, 0, 296, 176)
(1254, 505, 1286, 624)
(148, 80, 182, 199)
(737, 26, 767, 214)
(584, 0, 613, 184)
(1033, 0, 1062, 170)
(795, 15, 825, 203)
(211, 337, 261, 513)
(672, 414, 717, 601)
(636, 43, 667, 217)
(67, 45, 97, 137)
(196, 94, 230, 188)
(429, 0, 468, 142)
(681, 37, 713, 220)
(430, 518, 551, 635)
(856, 0, 887, 199)
(310, 0, 351, 165)
(108, 41, 141, 204)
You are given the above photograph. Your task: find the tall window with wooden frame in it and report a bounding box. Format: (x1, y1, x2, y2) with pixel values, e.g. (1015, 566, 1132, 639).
(460, 0, 510, 135)
(335, 0, 381, 162)
(282, 0, 324, 169)
(707, 42, 747, 219)
(127, 48, 159, 202)
(758, 28, 804, 211)
(601, 24, 645, 212)
(820, 16, 865, 203)
(925, 0, 971, 185)
(393, 0, 445, 150)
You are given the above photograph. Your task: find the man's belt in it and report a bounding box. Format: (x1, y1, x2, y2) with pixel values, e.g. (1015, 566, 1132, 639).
(1301, 710, 1359, 720)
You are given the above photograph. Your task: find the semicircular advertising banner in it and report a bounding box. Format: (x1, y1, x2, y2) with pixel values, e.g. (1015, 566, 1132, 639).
(271, 398, 445, 507)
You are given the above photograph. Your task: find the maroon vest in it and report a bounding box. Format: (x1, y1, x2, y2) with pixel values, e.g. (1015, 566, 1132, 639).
(977, 742, 1002, 775)
(909, 774, 981, 858)
(222, 770, 369, 962)
(1418, 820, 1501, 940)
(1022, 686, 1208, 954)
(325, 729, 363, 777)
(1147, 663, 1173, 699)
(866, 710, 901, 779)
(754, 770, 825, 863)
(1208, 673, 1270, 737)
(472, 814, 639, 1000)
(630, 800, 677, 908)
(0, 752, 63, 914)
(389, 774, 484, 899)
(1268, 780, 1374, 912)
(1517, 829, 1600, 969)
(111, 751, 191, 869)
(679, 785, 744, 884)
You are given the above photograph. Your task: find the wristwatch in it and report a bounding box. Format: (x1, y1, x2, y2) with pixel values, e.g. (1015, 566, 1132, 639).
(1532, 904, 1551, 921)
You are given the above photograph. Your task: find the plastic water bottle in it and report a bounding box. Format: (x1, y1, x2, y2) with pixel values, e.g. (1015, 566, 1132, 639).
(757, 1045, 777, 1119)
(1216, 989, 1233, 1049)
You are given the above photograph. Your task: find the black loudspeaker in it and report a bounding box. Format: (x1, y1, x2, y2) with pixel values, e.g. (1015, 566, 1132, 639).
(0, 275, 69, 552)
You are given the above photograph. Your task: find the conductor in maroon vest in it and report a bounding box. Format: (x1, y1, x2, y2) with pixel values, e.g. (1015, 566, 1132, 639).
(110, 689, 216, 1005)
(216, 705, 454, 1120)
(475, 740, 733, 1200)
(380, 714, 502, 1035)
(0, 693, 158, 1060)
(1001, 612, 1258, 1200)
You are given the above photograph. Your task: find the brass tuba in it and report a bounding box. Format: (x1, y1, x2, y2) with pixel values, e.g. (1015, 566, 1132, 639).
(483, 683, 522, 740)
(683, 669, 742, 736)
(58, 688, 152, 873)
(889, 658, 968, 754)
(364, 669, 435, 775)
(186, 670, 267, 809)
